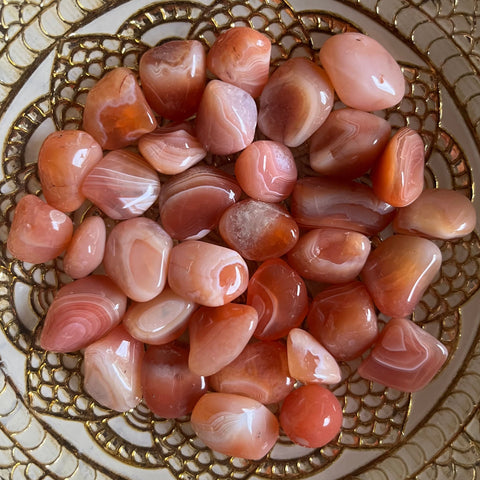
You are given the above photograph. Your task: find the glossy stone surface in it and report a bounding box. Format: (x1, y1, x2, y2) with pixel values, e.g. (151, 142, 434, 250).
(286, 227, 371, 284)
(188, 304, 258, 376)
(209, 341, 295, 405)
(40, 275, 127, 353)
(309, 108, 391, 179)
(358, 317, 448, 392)
(138, 125, 206, 175)
(142, 343, 208, 418)
(371, 127, 425, 207)
(287, 328, 342, 385)
(393, 188, 477, 240)
(63, 216, 106, 279)
(139, 40, 206, 120)
(291, 176, 396, 235)
(81, 149, 160, 220)
(167, 240, 249, 307)
(319, 32, 405, 111)
(306, 281, 378, 361)
(218, 199, 299, 261)
(258, 57, 334, 147)
(207, 26, 271, 98)
(361, 234, 443, 317)
(191, 392, 279, 460)
(196, 79, 257, 155)
(7, 195, 73, 264)
(83, 324, 144, 412)
(159, 165, 241, 241)
(247, 258, 309, 340)
(122, 287, 196, 345)
(103, 217, 172, 302)
(82, 67, 157, 149)
(279, 384, 343, 448)
(38, 130, 103, 212)
(234, 140, 297, 202)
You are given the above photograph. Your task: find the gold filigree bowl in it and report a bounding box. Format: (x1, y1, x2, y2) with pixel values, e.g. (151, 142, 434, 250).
(0, 1, 479, 479)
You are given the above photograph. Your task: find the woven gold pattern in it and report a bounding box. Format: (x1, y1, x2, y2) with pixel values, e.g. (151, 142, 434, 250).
(0, 1, 479, 479)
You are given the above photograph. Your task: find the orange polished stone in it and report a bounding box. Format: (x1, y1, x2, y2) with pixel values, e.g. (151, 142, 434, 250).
(309, 108, 391, 180)
(393, 188, 477, 240)
(83, 324, 144, 412)
(306, 281, 378, 361)
(191, 392, 279, 460)
(209, 340, 295, 405)
(188, 303, 258, 376)
(139, 40, 206, 121)
(247, 258, 309, 341)
(63, 216, 106, 279)
(361, 234, 442, 318)
(286, 227, 371, 284)
(40, 275, 127, 353)
(38, 130, 103, 212)
(207, 26, 271, 98)
(82, 67, 157, 149)
(279, 384, 343, 448)
(358, 317, 448, 392)
(167, 240, 249, 307)
(258, 57, 334, 147)
(218, 199, 299, 261)
(371, 127, 425, 207)
(291, 176, 396, 236)
(7, 195, 73, 264)
(142, 343, 207, 418)
(103, 217, 172, 303)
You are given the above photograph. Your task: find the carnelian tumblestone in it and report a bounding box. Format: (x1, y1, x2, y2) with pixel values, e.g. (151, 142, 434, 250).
(306, 281, 378, 361)
(358, 317, 448, 392)
(247, 258, 309, 340)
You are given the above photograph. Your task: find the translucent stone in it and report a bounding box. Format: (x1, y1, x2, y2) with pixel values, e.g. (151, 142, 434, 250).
(40, 275, 127, 353)
(234, 140, 297, 202)
(138, 124, 206, 175)
(142, 343, 208, 418)
(207, 26, 271, 98)
(361, 234, 442, 318)
(258, 57, 334, 147)
(167, 240, 249, 307)
(83, 324, 143, 412)
(287, 328, 342, 385)
(209, 341, 295, 405)
(306, 281, 378, 361)
(82, 67, 157, 149)
(286, 227, 371, 284)
(371, 127, 425, 207)
(188, 303, 258, 376)
(139, 40, 206, 120)
(81, 149, 160, 220)
(7, 195, 73, 264)
(247, 258, 309, 341)
(103, 217, 172, 303)
(218, 199, 299, 261)
(319, 32, 405, 111)
(63, 216, 106, 279)
(195, 79, 257, 155)
(291, 176, 396, 235)
(279, 384, 343, 448)
(159, 165, 241, 241)
(122, 287, 196, 345)
(393, 188, 477, 240)
(309, 108, 391, 179)
(191, 392, 279, 460)
(38, 130, 103, 212)
(358, 317, 448, 392)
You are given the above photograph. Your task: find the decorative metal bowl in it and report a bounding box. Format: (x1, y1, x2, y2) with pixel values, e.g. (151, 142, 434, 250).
(0, 0, 479, 479)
